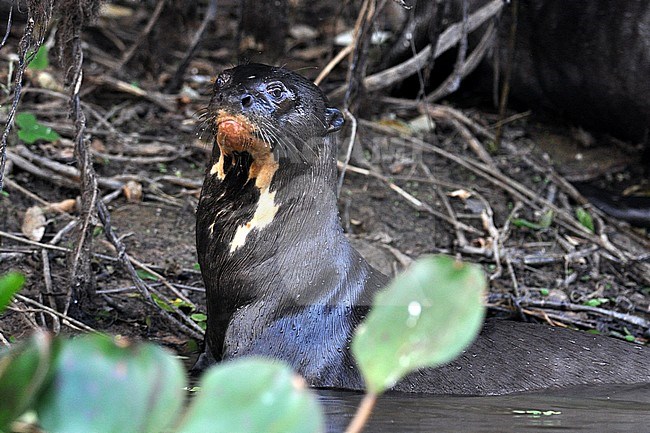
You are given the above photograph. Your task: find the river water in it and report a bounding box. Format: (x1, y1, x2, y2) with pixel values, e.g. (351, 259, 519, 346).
(320, 384, 650, 432)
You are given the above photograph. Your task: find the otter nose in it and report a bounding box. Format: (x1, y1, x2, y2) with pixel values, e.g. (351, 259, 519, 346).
(241, 94, 254, 109)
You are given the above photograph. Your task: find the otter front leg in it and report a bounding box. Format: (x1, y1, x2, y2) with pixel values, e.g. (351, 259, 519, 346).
(191, 302, 232, 372)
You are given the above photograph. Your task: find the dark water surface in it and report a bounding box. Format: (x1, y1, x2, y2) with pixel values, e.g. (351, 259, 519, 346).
(319, 384, 650, 432)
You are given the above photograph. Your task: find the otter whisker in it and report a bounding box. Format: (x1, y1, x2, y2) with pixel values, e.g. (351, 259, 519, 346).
(270, 126, 310, 163)
(256, 117, 308, 163)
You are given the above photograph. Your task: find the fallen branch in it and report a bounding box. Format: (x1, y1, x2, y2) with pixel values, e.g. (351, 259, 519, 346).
(426, 22, 496, 102)
(328, 0, 504, 100)
(491, 293, 650, 330)
(15, 294, 97, 333)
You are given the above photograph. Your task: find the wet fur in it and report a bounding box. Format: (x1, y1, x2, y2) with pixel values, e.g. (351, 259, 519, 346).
(196, 64, 650, 394)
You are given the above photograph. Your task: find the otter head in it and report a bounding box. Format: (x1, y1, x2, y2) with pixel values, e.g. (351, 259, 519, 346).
(201, 64, 345, 255)
(208, 63, 344, 163)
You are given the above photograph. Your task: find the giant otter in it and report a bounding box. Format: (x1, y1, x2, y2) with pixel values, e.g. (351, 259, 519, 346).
(195, 63, 650, 395)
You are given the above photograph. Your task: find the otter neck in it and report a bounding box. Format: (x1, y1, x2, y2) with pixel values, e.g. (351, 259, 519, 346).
(211, 137, 337, 198)
(201, 136, 340, 262)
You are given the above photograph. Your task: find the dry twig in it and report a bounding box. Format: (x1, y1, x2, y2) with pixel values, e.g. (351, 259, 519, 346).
(166, 0, 218, 92)
(328, 0, 504, 100)
(14, 294, 97, 333)
(338, 108, 358, 196)
(113, 0, 167, 72)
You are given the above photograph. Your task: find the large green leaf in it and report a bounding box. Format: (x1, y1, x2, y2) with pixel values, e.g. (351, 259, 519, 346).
(15, 112, 60, 144)
(352, 255, 486, 394)
(177, 357, 324, 433)
(575, 207, 594, 233)
(27, 45, 50, 70)
(36, 335, 185, 433)
(0, 332, 58, 431)
(0, 272, 25, 314)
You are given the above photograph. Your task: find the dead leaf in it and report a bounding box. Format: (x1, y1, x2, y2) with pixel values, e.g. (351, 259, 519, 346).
(35, 71, 63, 91)
(389, 161, 406, 175)
(123, 180, 143, 203)
(91, 138, 106, 153)
(100, 4, 134, 18)
(408, 114, 436, 133)
(45, 198, 77, 214)
(239, 35, 263, 51)
(22, 206, 46, 241)
(289, 24, 319, 41)
(449, 189, 473, 200)
(377, 118, 411, 134)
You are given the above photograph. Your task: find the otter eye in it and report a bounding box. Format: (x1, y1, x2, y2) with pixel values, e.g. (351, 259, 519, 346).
(266, 82, 286, 100)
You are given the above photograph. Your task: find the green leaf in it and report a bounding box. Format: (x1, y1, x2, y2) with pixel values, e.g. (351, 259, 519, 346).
(15, 112, 60, 144)
(511, 210, 553, 230)
(37, 335, 185, 433)
(14, 112, 36, 129)
(191, 313, 207, 330)
(27, 45, 50, 70)
(575, 207, 594, 232)
(0, 332, 58, 431)
(352, 255, 486, 394)
(511, 218, 542, 229)
(0, 272, 25, 314)
(136, 269, 159, 281)
(539, 288, 550, 296)
(170, 298, 194, 309)
(151, 293, 173, 312)
(177, 357, 324, 433)
(538, 210, 554, 228)
(190, 313, 207, 322)
(584, 298, 608, 307)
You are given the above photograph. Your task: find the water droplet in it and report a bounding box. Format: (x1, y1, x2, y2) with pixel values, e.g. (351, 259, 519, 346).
(405, 301, 422, 328)
(407, 301, 422, 317)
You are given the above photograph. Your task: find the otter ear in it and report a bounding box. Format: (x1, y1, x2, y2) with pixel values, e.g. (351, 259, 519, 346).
(325, 107, 344, 133)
